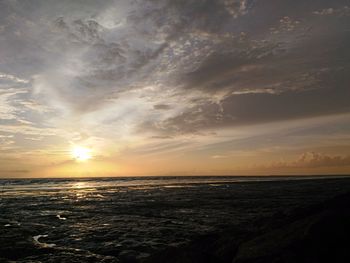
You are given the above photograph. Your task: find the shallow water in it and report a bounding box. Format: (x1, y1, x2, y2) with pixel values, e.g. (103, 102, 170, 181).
(1, 176, 350, 262)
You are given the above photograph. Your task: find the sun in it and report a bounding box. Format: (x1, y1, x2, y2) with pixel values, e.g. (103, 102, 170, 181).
(71, 146, 92, 162)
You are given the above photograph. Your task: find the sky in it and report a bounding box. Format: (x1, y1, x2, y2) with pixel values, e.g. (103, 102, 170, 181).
(0, 0, 350, 177)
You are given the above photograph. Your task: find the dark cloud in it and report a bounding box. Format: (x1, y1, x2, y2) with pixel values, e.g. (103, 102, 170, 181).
(137, 0, 350, 135)
(153, 104, 172, 110)
(144, 66, 350, 134)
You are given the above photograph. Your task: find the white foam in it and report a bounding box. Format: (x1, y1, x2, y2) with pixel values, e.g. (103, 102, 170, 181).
(33, 235, 56, 248)
(56, 214, 67, 220)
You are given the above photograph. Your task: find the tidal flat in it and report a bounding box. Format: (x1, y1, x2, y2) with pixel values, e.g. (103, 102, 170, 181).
(1, 176, 350, 262)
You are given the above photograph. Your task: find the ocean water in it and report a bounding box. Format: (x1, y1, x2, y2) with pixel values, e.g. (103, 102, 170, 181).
(1, 176, 350, 262)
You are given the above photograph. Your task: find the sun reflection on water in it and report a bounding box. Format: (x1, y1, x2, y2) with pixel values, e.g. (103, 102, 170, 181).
(68, 181, 106, 200)
(71, 182, 89, 189)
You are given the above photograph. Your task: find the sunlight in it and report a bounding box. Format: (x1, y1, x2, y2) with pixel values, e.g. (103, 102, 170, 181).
(71, 146, 92, 162)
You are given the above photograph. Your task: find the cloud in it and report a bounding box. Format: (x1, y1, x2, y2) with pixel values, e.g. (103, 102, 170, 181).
(223, 0, 254, 18)
(142, 68, 350, 135)
(270, 152, 350, 169)
(0, 169, 30, 174)
(0, 0, 350, 162)
(153, 104, 172, 110)
(0, 88, 28, 120)
(0, 134, 15, 151)
(313, 6, 350, 16)
(269, 16, 302, 34)
(0, 72, 29, 84)
(0, 0, 260, 116)
(0, 72, 30, 109)
(211, 155, 228, 159)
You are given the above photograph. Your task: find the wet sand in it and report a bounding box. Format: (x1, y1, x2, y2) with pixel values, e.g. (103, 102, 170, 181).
(1, 176, 350, 262)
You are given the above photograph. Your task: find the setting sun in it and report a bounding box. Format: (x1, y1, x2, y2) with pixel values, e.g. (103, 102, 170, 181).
(71, 146, 92, 162)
